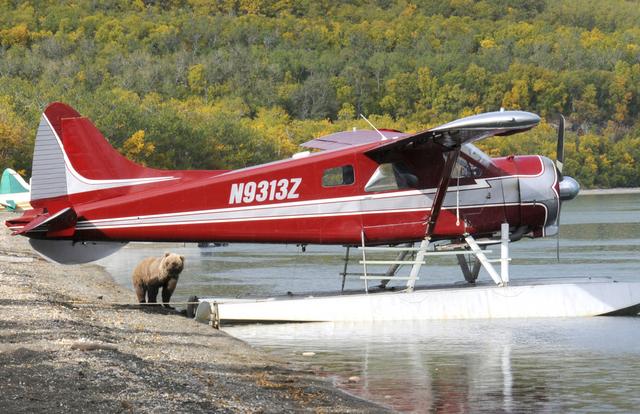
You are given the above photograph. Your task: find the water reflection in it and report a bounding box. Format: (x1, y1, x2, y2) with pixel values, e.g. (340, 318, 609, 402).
(226, 318, 640, 413)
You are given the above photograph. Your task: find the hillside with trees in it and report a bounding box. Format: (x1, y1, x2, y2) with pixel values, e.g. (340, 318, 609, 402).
(1, 0, 639, 188)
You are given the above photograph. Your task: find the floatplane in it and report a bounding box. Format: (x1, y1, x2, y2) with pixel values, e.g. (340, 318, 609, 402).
(6, 103, 640, 324)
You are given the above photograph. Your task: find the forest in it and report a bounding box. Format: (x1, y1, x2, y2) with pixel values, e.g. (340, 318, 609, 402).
(1, 0, 639, 188)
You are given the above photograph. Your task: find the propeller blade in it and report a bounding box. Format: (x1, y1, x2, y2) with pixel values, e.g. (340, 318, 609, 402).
(556, 114, 565, 180)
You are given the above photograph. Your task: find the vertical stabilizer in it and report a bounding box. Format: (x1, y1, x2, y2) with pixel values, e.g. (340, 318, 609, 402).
(29, 102, 175, 207)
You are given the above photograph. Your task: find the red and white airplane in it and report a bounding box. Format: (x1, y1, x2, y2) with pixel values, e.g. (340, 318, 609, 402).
(6, 103, 579, 265)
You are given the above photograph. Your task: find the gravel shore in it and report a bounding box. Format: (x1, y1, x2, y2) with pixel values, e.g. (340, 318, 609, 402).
(0, 212, 387, 413)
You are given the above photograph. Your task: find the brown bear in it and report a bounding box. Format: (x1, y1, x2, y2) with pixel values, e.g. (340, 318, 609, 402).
(132, 252, 185, 307)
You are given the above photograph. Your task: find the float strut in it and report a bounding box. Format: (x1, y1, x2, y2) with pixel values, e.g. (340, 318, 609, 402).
(465, 234, 503, 286)
(500, 222, 510, 284)
(406, 238, 429, 292)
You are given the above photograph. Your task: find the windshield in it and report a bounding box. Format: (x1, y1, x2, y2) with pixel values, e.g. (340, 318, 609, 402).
(461, 143, 493, 169)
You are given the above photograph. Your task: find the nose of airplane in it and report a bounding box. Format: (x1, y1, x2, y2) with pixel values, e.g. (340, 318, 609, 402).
(559, 175, 580, 201)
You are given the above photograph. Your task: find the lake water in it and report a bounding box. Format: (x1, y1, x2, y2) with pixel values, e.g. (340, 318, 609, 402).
(100, 193, 640, 412)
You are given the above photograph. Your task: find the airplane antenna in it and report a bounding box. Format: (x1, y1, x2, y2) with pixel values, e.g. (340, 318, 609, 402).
(360, 114, 388, 141)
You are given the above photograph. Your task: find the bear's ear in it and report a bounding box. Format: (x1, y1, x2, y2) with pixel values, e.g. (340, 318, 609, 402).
(180, 255, 185, 262)
(164, 252, 171, 257)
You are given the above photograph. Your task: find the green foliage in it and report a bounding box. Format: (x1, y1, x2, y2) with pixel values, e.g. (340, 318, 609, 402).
(0, 95, 32, 174)
(0, 0, 639, 187)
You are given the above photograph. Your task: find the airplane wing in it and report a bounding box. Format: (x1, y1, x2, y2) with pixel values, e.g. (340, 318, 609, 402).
(365, 110, 540, 162)
(301, 129, 408, 151)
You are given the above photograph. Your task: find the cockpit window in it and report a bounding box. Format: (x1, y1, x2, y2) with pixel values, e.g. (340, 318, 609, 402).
(365, 162, 418, 192)
(452, 157, 481, 179)
(322, 165, 355, 187)
(461, 143, 492, 169)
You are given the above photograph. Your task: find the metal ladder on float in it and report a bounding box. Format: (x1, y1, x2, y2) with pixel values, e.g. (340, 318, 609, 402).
(342, 223, 512, 293)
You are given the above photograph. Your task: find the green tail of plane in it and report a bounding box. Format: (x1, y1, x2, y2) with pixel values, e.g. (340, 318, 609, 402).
(1, 168, 30, 195)
(1, 168, 30, 211)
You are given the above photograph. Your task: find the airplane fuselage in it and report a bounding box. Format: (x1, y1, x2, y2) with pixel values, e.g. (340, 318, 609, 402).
(20, 145, 558, 245)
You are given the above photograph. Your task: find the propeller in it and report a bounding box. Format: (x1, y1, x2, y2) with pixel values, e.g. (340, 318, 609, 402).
(556, 115, 565, 181)
(555, 115, 564, 261)
(554, 114, 580, 261)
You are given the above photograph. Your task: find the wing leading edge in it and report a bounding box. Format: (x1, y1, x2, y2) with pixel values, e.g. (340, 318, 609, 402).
(299, 110, 540, 160)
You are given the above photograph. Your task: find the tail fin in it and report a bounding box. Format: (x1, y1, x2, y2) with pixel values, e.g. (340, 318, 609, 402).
(30, 102, 174, 208)
(7, 103, 175, 254)
(1, 168, 30, 194)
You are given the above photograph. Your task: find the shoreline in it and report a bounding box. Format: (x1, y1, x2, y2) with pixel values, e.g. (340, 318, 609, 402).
(0, 212, 387, 413)
(579, 187, 640, 195)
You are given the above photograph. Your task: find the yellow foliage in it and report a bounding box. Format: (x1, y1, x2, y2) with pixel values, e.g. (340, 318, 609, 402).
(480, 38, 496, 49)
(133, 0, 145, 11)
(379, 95, 398, 114)
(110, 89, 141, 108)
(250, 106, 296, 157)
(187, 0, 217, 14)
(337, 103, 356, 120)
(417, 67, 436, 98)
(282, 31, 296, 42)
(336, 85, 354, 105)
(400, 3, 417, 18)
(94, 19, 125, 44)
(502, 80, 530, 110)
(122, 130, 155, 164)
(188, 64, 206, 95)
(67, 27, 85, 43)
(580, 28, 605, 48)
(240, 0, 262, 15)
(0, 24, 30, 47)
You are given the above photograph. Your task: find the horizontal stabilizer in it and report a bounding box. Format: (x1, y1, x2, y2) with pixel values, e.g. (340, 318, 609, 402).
(12, 207, 77, 236)
(29, 239, 127, 264)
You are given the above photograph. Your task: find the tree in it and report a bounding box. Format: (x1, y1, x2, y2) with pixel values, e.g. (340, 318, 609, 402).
(122, 130, 155, 165)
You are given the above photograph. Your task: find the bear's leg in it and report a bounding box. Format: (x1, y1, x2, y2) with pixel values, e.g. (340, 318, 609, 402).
(147, 285, 160, 304)
(134, 283, 146, 303)
(161, 278, 178, 308)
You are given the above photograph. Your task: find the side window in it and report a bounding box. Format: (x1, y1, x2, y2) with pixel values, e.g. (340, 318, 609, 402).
(365, 163, 418, 192)
(322, 165, 355, 187)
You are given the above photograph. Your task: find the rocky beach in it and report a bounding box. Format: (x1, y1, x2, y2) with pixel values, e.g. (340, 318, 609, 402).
(0, 212, 386, 413)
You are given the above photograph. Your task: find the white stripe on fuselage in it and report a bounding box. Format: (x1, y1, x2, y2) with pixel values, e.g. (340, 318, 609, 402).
(74, 203, 537, 231)
(73, 163, 547, 231)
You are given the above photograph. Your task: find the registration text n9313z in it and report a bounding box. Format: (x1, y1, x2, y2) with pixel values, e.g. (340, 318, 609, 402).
(229, 178, 302, 204)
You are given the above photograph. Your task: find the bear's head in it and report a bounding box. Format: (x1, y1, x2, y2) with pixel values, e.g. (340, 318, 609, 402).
(161, 252, 185, 276)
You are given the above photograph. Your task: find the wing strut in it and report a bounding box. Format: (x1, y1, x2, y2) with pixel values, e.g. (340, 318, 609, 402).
(426, 148, 460, 237)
